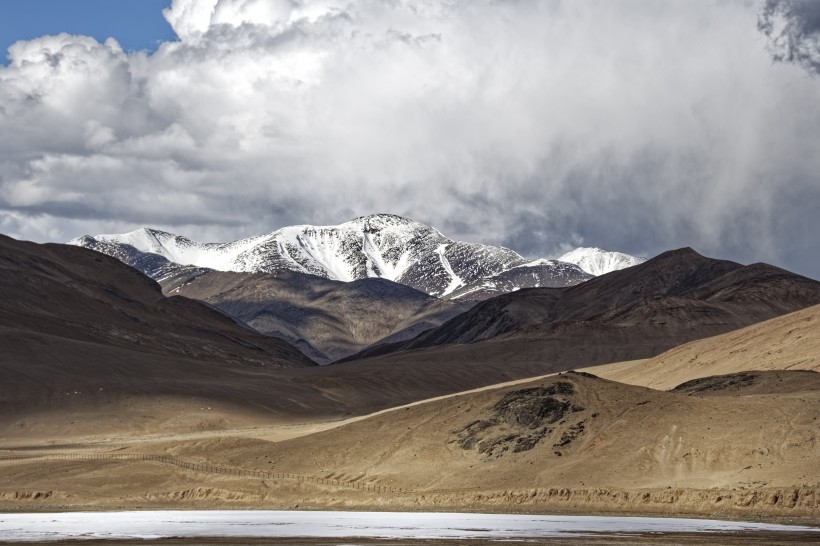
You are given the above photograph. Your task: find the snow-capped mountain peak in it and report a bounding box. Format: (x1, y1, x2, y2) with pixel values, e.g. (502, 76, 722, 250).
(89, 227, 272, 272)
(558, 247, 645, 276)
(70, 215, 641, 300)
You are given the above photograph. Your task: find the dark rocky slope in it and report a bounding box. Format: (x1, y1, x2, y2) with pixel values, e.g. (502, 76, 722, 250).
(160, 269, 472, 363)
(0, 235, 314, 413)
(352, 248, 820, 360)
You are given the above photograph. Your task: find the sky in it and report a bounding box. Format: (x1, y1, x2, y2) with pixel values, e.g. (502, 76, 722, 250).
(0, 0, 819, 279)
(0, 0, 177, 59)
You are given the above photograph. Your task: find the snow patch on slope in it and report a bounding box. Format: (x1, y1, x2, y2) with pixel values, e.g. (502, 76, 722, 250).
(435, 244, 464, 297)
(278, 225, 357, 282)
(364, 231, 411, 281)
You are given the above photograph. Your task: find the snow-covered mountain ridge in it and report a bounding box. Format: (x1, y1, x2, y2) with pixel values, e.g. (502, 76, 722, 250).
(558, 247, 646, 276)
(70, 214, 643, 300)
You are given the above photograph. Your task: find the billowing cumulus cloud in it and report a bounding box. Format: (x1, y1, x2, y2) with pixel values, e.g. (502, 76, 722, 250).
(1, 0, 820, 279)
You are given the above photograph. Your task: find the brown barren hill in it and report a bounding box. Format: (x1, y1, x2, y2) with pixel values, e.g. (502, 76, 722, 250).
(182, 370, 820, 518)
(3, 370, 816, 520)
(161, 269, 471, 363)
(585, 304, 820, 390)
(349, 248, 820, 363)
(227, 371, 820, 493)
(0, 234, 315, 422)
(327, 249, 820, 405)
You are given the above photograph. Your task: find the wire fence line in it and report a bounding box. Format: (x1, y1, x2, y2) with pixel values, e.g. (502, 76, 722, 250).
(0, 452, 412, 494)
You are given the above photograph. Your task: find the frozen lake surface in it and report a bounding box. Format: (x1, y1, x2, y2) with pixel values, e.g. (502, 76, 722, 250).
(0, 510, 818, 542)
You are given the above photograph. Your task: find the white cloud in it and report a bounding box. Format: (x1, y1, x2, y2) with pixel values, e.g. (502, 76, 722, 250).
(1, 0, 819, 278)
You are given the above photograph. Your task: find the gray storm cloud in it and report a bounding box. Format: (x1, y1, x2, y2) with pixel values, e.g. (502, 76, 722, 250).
(759, 0, 820, 75)
(0, 0, 819, 278)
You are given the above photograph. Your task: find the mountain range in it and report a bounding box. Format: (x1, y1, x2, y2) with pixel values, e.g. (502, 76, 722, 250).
(341, 247, 820, 393)
(7, 226, 815, 415)
(69, 214, 643, 300)
(69, 214, 645, 362)
(2, 221, 820, 520)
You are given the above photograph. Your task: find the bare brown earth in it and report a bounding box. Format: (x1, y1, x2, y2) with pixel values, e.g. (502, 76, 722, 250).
(1, 371, 818, 523)
(585, 304, 820, 390)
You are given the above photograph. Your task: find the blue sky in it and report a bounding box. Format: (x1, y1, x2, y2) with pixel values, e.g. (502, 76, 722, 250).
(0, 0, 175, 62)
